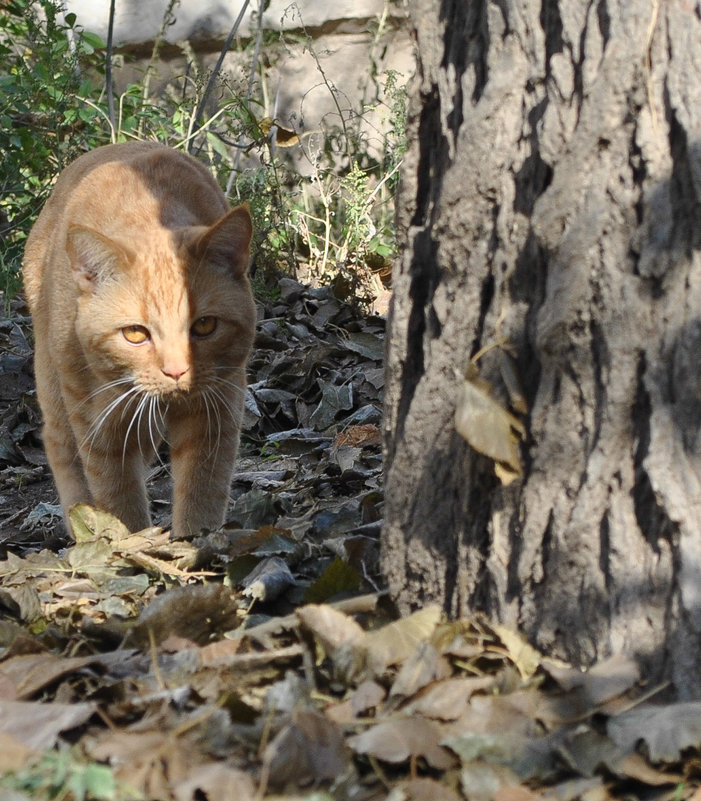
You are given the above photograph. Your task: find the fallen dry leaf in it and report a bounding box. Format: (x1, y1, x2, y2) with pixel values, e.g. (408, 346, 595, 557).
(446, 690, 543, 738)
(616, 752, 683, 786)
(490, 623, 542, 679)
(404, 676, 494, 720)
(89, 729, 192, 799)
(351, 678, 387, 715)
(395, 777, 463, 801)
(607, 700, 701, 762)
(348, 716, 455, 770)
(0, 652, 104, 700)
(173, 762, 257, 801)
(325, 678, 387, 723)
(262, 707, 350, 790)
(0, 731, 36, 772)
(493, 787, 544, 801)
(241, 555, 296, 601)
(333, 424, 382, 448)
(460, 760, 522, 801)
(69, 503, 131, 542)
(0, 699, 95, 750)
(364, 604, 442, 676)
(390, 641, 453, 698)
(297, 602, 366, 654)
(124, 582, 239, 646)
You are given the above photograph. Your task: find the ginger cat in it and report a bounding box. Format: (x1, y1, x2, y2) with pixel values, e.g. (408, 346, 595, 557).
(23, 142, 256, 537)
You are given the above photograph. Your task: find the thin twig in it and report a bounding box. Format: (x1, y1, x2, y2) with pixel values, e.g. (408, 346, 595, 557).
(190, 0, 251, 154)
(105, 0, 116, 137)
(138, 0, 180, 140)
(231, 0, 265, 178)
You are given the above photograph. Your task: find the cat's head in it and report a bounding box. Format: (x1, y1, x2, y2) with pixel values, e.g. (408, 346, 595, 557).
(66, 204, 256, 400)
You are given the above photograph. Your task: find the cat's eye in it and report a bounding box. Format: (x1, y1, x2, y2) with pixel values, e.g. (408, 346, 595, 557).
(191, 316, 217, 338)
(122, 325, 150, 344)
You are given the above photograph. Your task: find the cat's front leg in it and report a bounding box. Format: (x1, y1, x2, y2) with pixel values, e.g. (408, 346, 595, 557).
(35, 365, 94, 530)
(71, 424, 152, 533)
(168, 400, 242, 537)
(42, 413, 93, 526)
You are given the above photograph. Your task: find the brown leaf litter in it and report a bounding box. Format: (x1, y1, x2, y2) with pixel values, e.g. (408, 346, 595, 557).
(0, 286, 700, 800)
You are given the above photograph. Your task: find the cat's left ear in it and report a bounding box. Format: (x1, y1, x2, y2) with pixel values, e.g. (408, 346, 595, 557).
(186, 204, 252, 278)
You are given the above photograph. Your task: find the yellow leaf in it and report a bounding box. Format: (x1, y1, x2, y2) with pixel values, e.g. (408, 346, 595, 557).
(68, 503, 131, 542)
(491, 623, 542, 679)
(364, 605, 442, 676)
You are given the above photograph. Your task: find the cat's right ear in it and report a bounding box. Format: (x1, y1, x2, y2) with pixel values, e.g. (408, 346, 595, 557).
(66, 225, 129, 292)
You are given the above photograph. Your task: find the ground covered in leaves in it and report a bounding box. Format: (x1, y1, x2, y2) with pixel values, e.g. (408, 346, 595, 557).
(1, 283, 701, 801)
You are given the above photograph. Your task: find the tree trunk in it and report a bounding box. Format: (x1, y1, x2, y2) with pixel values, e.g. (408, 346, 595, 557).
(383, 0, 701, 698)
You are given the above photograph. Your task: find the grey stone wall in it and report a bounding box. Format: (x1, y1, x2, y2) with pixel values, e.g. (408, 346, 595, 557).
(64, 0, 414, 156)
(67, 0, 405, 45)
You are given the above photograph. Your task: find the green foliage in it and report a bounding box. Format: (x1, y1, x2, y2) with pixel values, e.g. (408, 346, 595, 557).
(0, 749, 131, 801)
(0, 0, 110, 294)
(0, 0, 408, 306)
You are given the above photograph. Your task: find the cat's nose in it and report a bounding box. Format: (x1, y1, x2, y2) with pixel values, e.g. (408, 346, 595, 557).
(162, 364, 189, 382)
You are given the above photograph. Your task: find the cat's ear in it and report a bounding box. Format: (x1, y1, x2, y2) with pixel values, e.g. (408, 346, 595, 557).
(66, 225, 130, 292)
(185, 205, 252, 278)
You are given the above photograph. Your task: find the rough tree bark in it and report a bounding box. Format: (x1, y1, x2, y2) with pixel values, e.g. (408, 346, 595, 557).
(383, 0, 701, 697)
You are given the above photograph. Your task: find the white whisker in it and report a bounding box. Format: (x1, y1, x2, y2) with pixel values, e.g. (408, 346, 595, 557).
(205, 382, 244, 436)
(74, 377, 134, 414)
(79, 383, 141, 466)
(209, 374, 247, 395)
(148, 396, 171, 476)
(123, 392, 149, 468)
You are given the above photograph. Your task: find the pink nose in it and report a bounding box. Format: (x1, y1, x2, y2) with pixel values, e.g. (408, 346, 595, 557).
(162, 364, 189, 382)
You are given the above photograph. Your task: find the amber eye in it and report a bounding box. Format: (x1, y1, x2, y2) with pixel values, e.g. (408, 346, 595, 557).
(122, 325, 150, 344)
(191, 316, 217, 338)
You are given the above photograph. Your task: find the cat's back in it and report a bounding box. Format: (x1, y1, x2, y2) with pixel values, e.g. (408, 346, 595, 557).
(23, 142, 228, 311)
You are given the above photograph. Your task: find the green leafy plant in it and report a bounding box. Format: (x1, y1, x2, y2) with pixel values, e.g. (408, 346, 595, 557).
(0, 749, 134, 801)
(0, 0, 110, 295)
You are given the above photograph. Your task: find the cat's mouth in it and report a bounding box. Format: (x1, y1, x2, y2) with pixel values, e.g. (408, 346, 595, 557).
(154, 384, 196, 403)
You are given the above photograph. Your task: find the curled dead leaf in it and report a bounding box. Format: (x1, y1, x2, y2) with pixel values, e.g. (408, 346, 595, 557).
(241, 555, 295, 602)
(258, 116, 300, 147)
(491, 623, 542, 680)
(69, 503, 131, 541)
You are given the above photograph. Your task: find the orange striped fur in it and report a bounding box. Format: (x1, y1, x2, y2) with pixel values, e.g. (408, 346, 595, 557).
(23, 142, 256, 537)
